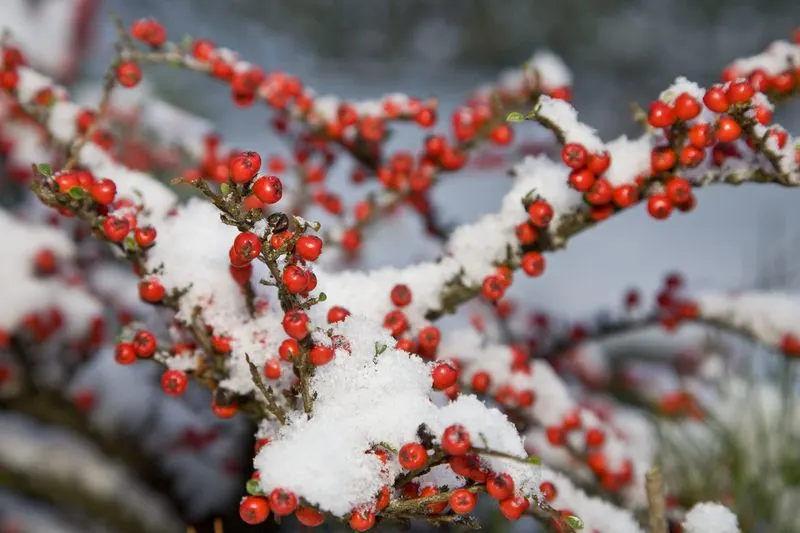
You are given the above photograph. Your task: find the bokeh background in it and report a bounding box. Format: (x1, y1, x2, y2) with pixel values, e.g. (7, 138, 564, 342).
(86, 0, 800, 315)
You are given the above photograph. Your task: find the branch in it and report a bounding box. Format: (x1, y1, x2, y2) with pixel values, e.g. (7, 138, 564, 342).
(646, 468, 668, 533)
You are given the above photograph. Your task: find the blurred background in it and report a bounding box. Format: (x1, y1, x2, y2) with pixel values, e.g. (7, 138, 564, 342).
(84, 0, 800, 314)
(1, 1, 799, 533)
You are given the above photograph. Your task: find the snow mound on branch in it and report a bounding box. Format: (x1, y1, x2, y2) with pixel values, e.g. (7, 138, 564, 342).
(696, 291, 800, 345)
(254, 316, 540, 516)
(683, 502, 740, 533)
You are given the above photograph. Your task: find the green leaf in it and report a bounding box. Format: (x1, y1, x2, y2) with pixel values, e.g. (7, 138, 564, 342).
(506, 111, 526, 123)
(36, 163, 53, 177)
(245, 478, 264, 496)
(565, 515, 584, 530)
(527, 455, 542, 465)
(317, 292, 327, 302)
(375, 343, 387, 355)
(219, 182, 231, 196)
(123, 236, 139, 252)
(67, 186, 85, 199)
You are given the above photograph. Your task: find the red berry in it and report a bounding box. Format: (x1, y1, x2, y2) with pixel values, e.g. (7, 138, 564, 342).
(546, 426, 565, 446)
(647, 101, 675, 128)
(327, 306, 350, 323)
(296, 235, 323, 261)
(415, 107, 437, 127)
(527, 200, 553, 228)
(726, 80, 754, 104)
(647, 194, 673, 220)
(295, 507, 324, 527)
(390, 284, 412, 307)
(253, 175, 283, 204)
(211, 335, 232, 353)
(161, 369, 188, 396)
(585, 177, 613, 205)
(515, 222, 538, 245)
(349, 508, 375, 532)
(417, 325, 441, 354)
(539, 481, 557, 501)
(674, 93, 701, 121)
(383, 310, 408, 337)
(115, 342, 137, 365)
(651, 146, 677, 173)
(211, 398, 238, 419)
(481, 275, 506, 302)
(431, 361, 458, 390)
(239, 496, 270, 525)
(134, 226, 156, 248)
(703, 86, 729, 113)
(585, 427, 606, 447)
(282, 310, 309, 340)
(192, 39, 215, 61)
(103, 217, 130, 242)
(688, 123, 715, 148)
(568, 169, 595, 192)
(490, 124, 513, 145)
(133, 330, 157, 358)
(679, 145, 705, 168)
(487, 473, 516, 500)
(561, 143, 588, 169)
(279, 339, 301, 360)
(282, 265, 309, 293)
(264, 358, 282, 379)
(470, 371, 491, 394)
(116, 61, 142, 88)
(138, 278, 165, 303)
(91, 178, 117, 204)
(499, 495, 530, 520)
(268, 488, 297, 516)
(309, 345, 335, 366)
(665, 177, 692, 205)
(449, 489, 477, 514)
(612, 184, 639, 208)
(398, 442, 428, 470)
(233, 231, 262, 263)
(587, 151, 611, 174)
(441, 424, 471, 455)
(520, 252, 546, 277)
(715, 116, 742, 142)
(748, 69, 772, 93)
(229, 155, 259, 184)
(131, 19, 166, 47)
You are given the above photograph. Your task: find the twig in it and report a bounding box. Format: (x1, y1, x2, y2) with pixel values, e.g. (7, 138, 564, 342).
(646, 467, 668, 533)
(244, 354, 287, 425)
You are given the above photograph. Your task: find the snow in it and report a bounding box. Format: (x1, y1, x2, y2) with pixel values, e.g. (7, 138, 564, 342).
(729, 40, 800, 77)
(696, 291, 800, 346)
(533, 96, 604, 152)
(0, 209, 101, 336)
(254, 316, 540, 516)
(0, 0, 78, 76)
(683, 502, 741, 533)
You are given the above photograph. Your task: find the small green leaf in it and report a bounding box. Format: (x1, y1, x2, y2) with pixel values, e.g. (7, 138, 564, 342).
(506, 111, 526, 123)
(245, 478, 264, 496)
(317, 292, 327, 302)
(375, 343, 387, 355)
(219, 182, 231, 196)
(36, 163, 53, 177)
(67, 186, 85, 199)
(527, 455, 541, 465)
(565, 515, 584, 530)
(123, 236, 139, 252)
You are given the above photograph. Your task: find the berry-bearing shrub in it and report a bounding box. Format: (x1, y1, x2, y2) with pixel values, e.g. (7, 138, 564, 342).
(2, 14, 800, 533)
